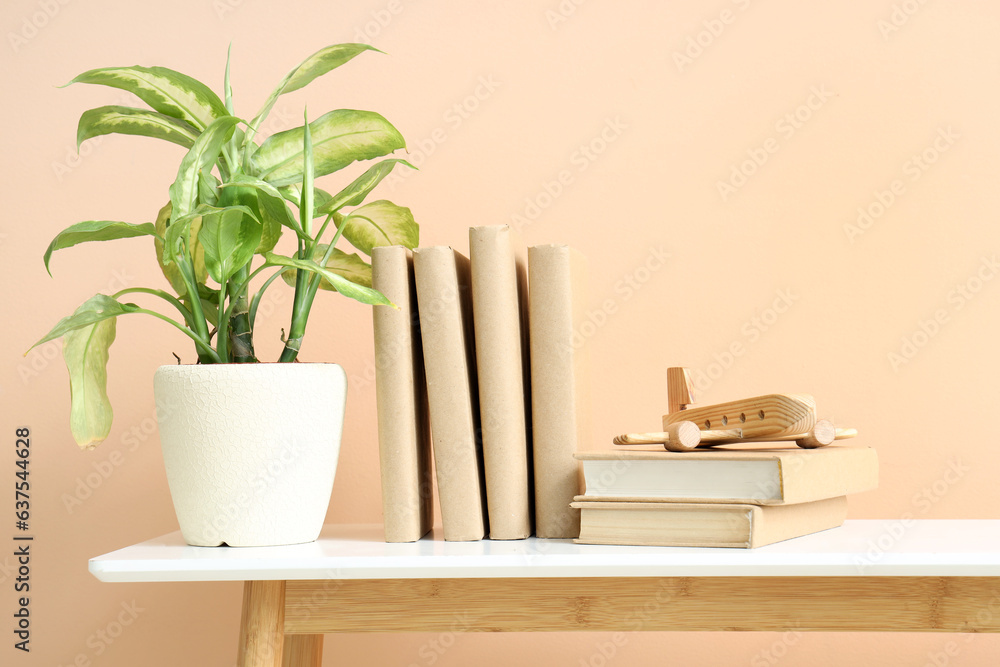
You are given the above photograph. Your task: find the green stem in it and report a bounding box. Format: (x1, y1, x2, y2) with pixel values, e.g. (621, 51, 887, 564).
(227, 263, 278, 311)
(241, 119, 261, 168)
(176, 255, 215, 364)
(112, 287, 194, 326)
(133, 308, 222, 363)
(278, 240, 311, 363)
(312, 212, 340, 252)
(304, 214, 347, 295)
(325, 218, 347, 255)
(221, 148, 237, 179)
(227, 264, 257, 363)
(216, 282, 229, 362)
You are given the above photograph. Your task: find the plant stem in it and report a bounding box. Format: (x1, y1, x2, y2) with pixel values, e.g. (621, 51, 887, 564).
(312, 212, 336, 245)
(227, 264, 257, 363)
(278, 247, 310, 363)
(303, 213, 348, 295)
(216, 283, 229, 362)
(113, 287, 194, 326)
(221, 146, 237, 179)
(133, 308, 222, 363)
(176, 255, 215, 364)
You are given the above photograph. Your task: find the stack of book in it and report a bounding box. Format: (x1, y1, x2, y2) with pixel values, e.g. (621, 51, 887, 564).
(372, 227, 590, 542)
(572, 446, 878, 548)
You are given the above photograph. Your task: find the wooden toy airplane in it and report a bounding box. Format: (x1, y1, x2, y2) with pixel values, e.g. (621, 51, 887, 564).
(613, 367, 858, 452)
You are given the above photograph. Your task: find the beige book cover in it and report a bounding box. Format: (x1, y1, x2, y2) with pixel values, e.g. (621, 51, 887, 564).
(529, 245, 592, 538)
(470, 225, 533, 540)
(574, 446, 878, 505)
(572, 496, 848, 548)
(413, 246, 487, 541)
(372, 246, 433, 543)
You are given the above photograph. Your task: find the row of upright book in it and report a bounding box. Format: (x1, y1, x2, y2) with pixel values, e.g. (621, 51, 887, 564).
(373, 226, 880, 547)
(374, 225, 588, 542)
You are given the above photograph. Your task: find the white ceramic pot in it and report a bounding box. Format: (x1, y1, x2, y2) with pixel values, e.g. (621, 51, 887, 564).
(153, 363, 347, 547)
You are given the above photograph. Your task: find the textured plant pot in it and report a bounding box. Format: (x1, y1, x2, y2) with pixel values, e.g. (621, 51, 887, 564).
(153, 363, 347, 547)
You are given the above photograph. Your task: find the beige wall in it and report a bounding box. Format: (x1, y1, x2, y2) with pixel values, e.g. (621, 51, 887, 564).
(3, 0, 999, 664)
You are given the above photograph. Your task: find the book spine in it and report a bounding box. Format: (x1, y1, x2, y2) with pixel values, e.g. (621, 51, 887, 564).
(470, 225, 533, 540)
(413, 246, 488, 541)
(529, 245, 591, 538)
(779, 447, 880, 505)
(372, 247, 433, 543)
(749, 496, 848, 548)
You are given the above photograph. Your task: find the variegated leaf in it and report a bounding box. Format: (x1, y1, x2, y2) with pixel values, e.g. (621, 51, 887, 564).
(77, 105, 200, 149)
(168, 115, 240, 220)
(280, 244, 373, 290)
(250, 110, 405, 187)
(246, 43, 379, 145)
(69, 66, 228, 130)
(336, 200, 418, 255)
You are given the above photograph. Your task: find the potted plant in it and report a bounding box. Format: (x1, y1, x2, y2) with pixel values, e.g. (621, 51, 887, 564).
(29, 43, 418, 546)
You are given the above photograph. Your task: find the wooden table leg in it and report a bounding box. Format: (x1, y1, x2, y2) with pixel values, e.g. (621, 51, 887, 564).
(282, 635, 324, 667)
(237, 581, 286, 667)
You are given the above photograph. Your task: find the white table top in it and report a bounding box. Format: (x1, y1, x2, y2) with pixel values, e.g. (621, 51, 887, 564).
(88, 520, 1000, 583)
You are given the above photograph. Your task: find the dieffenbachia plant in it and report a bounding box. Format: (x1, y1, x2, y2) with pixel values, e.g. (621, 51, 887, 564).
(29, 43, 418, 449)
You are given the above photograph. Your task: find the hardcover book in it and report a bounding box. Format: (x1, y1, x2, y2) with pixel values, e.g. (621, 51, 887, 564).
(529, 244, 592, 538)
(575, 446, 878, 505)
(372, 246, 433, 543)
(572, 496, 849, 548)
(470, 225, 533, 540)
(413, 246, 488, 541)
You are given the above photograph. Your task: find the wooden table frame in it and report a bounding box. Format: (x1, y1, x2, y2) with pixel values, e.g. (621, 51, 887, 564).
(240, 575, 1000, 667)
(88, 522, 1000, 667)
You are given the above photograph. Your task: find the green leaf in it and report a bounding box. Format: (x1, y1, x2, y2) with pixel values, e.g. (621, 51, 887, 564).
(249, 192, 279, 255)
(250, 109, 406, 187)
(161, 206, 212, 267)
(197, 283, 220, 303)
(281, 245, 373, 290)
(317, 158, 415, 217)
(259, 189, 304, 241)
(44, 220, 157, 275)
(225, 175, 305, 241)
(198, 170, 220, 207)
(161, 214, 192, 267)
(279, 184, 333, 218)
(224, 44, 234, 115)
(300, 108, 315, 230)
(218, 175, 290, 249)
(246, 43, 380, 146)
(336, 200, 418, 255)
(168, 115, 240, 220)
(198, 205, 262, 285)
(198, 297, 219, 328)
(77, 105, 200, 150)
(154, 203, 207, 296)
(31, 294, 137, 348)
(224, 173, 286, 202)
(68, 66, 228, 130)
(264, 252, 393, 307)
(64, 310, 117, 450)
